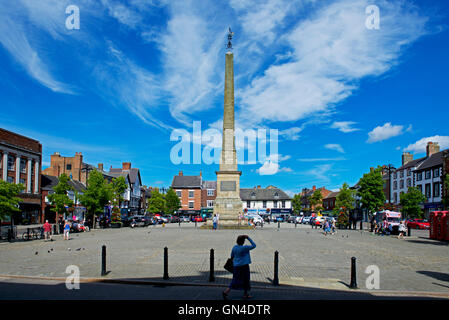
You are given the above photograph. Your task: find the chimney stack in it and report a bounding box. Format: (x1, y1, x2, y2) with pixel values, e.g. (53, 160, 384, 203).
(426, 142, 440, 157)
(402, 152, 413, 166)
(98, 163, 103, 171)
(313, 186, 316, 191)
(122, 162, 131, 170)
(199, 170, 202, 177)
(179, 171, 183, 176)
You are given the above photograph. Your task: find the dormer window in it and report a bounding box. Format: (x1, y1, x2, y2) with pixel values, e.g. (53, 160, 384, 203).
(274, 192, 279, 199)
(251, 192, 256, 199)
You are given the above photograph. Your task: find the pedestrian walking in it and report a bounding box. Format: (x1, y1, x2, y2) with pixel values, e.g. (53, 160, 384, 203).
(398, 220, 406, 239)
(222, 235, 256, 300)
(43, 220, 52, 241)
(212, 214, 218, 230)
(63, 220, 71, 240)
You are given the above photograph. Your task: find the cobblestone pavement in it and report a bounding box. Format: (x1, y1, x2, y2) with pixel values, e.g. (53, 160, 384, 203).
(0, 222, 448, 294)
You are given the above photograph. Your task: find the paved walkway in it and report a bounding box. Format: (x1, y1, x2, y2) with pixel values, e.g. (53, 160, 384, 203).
(0, 222, 448, 295)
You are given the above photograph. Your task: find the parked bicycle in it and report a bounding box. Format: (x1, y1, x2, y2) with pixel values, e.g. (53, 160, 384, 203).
(22, 228, 43, 241)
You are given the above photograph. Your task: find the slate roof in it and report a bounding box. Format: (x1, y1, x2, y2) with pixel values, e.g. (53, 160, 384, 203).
(110, 168, 140, 184)
(395, 157, 426, 171)
(41, 174, 86, 192)
(172, 175, 202, 188)
(240, 187, 291, 201)
(415, 151, 444, 171)
(202, 180, 217, 189)
(324, 191, 340, 199)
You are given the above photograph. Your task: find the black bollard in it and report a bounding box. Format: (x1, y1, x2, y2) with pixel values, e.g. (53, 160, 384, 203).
(278, 220, 280, 230)
(101, 245, 107, 276)
(7, 228, 12, 242)
(360, 220, 363, 230)
(407, 226, 411, 237)
(273, 251, 279, 286)
(163, 247, 169, 280)
(53, 225, 57, 235)
(27, 228, 30, 241)
(209, 249, 215, 282)
(349, 257, 357, 289)
(195, 220, 197, 228)
(178, 220, 181, 227)
(295, 220, 297, 228)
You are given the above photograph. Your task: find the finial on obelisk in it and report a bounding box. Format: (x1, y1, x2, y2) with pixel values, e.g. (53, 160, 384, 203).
(226, 27, 234, 51)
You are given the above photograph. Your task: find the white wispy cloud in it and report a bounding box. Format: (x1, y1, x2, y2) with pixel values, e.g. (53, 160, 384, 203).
(403, 135, 449, 154)
(325, 144, 345, 153)
(237, 0, 429, 125)
(0, 1, 76, 94)
(330, 121, 360, 133)
(367, 122, 406, 143)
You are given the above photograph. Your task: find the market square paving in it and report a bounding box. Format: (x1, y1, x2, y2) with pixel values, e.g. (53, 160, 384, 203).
(0, 222, 448, 295)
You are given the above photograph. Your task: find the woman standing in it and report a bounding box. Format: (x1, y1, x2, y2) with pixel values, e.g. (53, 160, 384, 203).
(223, 235, 256, 300)
(398, 220, 406, 239)
(63, 220, 71, 240)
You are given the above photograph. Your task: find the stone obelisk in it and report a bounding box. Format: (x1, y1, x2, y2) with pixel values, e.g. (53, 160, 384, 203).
(205, 28, 247, 229)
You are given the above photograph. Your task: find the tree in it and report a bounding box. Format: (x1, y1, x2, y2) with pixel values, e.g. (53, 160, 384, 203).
(334, 183, 355, 227)
(357, 167, 385, 215)
(400, 187, 425, 219)
(165, 188, 181, 215)
(80, 170, 112, 229)
(0, 181, 24, 221)
(147, 188, 165, 214)
(48, 173, 74, 220)
(443, 174, 449, 210)
(309, 189, 323, 213)
(112, 176, 127, 208)
(292, 194, 302, 215)
(110, 176, 127, 226)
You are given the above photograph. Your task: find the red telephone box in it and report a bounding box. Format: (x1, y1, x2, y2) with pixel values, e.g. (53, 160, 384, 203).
(436, 212, 447, 240)
(445, 213, 449, 241)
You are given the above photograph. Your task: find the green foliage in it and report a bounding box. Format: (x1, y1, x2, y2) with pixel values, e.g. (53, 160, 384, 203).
(48, 173, 73, 217)
(357, 167, 385, 213)
(309, 189, 323, 212)
(80, 170, 112, 223)
(147, 188, 165, 214)
(334, 183, 355, 227)
(164, 188, 181, 215)
(0, 181, 24, 220)
(400, 187, 425, 219)
(292, 194, 302, 215)
(110, 176, 127, 225)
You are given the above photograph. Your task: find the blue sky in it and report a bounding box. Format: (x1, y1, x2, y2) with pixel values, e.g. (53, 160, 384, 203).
(1, 0, 449, 196)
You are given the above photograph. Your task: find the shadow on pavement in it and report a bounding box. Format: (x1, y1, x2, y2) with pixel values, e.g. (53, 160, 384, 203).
(417, 271, 449, 283)
(406, 239, 449, 246)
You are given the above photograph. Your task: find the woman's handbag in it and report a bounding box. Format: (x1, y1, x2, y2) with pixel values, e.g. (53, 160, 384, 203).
(224, 258, 234, 273)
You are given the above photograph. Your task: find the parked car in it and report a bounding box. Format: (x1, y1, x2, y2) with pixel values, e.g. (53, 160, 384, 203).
(245, 214, 264, 226)
(128, 215, 152, 227)
(314, 216, 326, 227)
(287, 216, 302, 223)
(302, 216, 311, 224)
(179, 216, 190, 223)
(194, 216, 203, 222)
(406, 219, 430, 230)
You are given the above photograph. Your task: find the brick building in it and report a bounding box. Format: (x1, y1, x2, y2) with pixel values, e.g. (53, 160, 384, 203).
(323, 191, 340, 212)
(42, 152, 93, 185)
(171, 171, 202, 216)
(0, 128, 42, 224)
(300, 186, 332, 212)
(201, 180, 217, 215)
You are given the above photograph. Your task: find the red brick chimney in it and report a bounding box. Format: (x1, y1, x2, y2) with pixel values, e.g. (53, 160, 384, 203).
(122, 162, 131, 170)
(179, 171, 183, 176)
(426, 142, 440, 157)
(199, 170, 202, 177)
(98, 163, 103, 171)
(313, 186, 316, 191)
